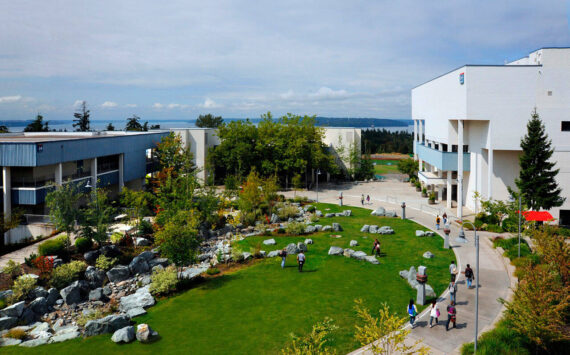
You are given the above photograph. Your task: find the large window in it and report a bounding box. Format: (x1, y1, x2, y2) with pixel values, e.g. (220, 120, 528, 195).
(560, 210, 570, 227)
(562, 121, 570, 132)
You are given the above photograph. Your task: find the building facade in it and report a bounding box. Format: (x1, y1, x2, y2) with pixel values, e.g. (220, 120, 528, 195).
(412, 47, 570, 224)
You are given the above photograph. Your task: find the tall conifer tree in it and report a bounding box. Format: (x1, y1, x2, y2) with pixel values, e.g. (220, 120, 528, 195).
(515, 109, 565, 210)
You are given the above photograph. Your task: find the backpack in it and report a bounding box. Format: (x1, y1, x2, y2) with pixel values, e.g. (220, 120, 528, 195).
(465, 268, 473, 278)
(436, 217, 441, 224)
(449, 284, 456, 294)
(408, 305, 416, 316)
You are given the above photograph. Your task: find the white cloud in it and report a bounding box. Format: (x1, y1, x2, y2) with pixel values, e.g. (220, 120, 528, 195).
(125, 103, 137, 108)
(101, 101, 118, 108)
(279, 90, 295, 100)
(73, 100, 85, 108)
(152, 103, 163, 109)
(0, 95, 22, 104)
(308, 87, 349, 100)
(198, 98, 220, 109)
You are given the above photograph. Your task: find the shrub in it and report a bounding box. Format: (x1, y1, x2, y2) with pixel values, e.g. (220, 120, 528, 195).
(110, 232, 125, 245)
(38, 235, 67, 256)
(486, 224, 504, 233)
(24, 252, 38, 267)
(149, 266, 178, 295)
(0, 298, 6, 309)
(76, 309, 105, 327)
(421, 187, 427, 194)
(2, 260, 22, 279)
(4, 328, 27, 340)
(32, 256, 55, 275)
(278, 228, 286, 234)
(306, 205, 316, 213)
(75, 237, 93, 253)
(206, 267, 220, 275)
(501, 217, 519, 233)
(11, 275, 37, 302)
(241, 211, 258, 226)
(138, 219, 153, 236)
(50, 260, 87, 289)
(286, 221, 305, 236)
(310, 214, 320, 223)
(293, 196, 307, 203)
(277, 205, 299, 220)
(95, 254, 118, 271)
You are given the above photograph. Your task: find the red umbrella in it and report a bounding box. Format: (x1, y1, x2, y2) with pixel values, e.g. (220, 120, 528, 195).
(520, 211, 554, 222)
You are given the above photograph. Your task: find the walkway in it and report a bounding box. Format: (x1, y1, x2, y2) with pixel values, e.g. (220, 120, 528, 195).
(283, 180, 514, 355)
(0, 232, 70, 268)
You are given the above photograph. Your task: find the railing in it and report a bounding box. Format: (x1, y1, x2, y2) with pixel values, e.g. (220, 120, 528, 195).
(12, 176, 55, 188)
(98, 161, 119, 174)
(23, 214, 52, 224)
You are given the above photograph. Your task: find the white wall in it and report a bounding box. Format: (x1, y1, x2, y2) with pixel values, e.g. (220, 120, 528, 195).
(5, 223, 56, 245)
(322, 128, 362, 171)
(171, 128, 220, 181)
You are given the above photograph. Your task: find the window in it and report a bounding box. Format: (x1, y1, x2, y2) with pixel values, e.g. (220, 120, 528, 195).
(442, 143, 448, 152)
(562, 121, 570, 132)
(560, 210, 570, 227)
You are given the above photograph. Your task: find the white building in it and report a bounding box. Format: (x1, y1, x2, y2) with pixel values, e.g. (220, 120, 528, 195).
(412, 47, 570, 225)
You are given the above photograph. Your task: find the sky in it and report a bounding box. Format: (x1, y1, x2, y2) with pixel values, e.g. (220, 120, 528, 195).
(0, 1, 569, 121)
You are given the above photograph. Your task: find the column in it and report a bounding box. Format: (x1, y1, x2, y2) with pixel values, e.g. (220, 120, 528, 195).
(91, 158, 97, 189)
(3, 166, 11, 220)
(55, 163, 63, 187)
(488, 147, 493, 201)
(413, 120, 418, 158)
(438, 143, 443, 201)
(118, 154, 124, 192)
(418, 120, 424, 172)
(447, 143, 452, 208)
(457, 120, 464, 220)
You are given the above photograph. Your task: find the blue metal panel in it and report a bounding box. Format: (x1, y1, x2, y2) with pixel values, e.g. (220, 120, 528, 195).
(11, 187, 51, 205)
(0, 144, 36, 166)
(416, 143, 470, 171)
(98, 171, 119, 187)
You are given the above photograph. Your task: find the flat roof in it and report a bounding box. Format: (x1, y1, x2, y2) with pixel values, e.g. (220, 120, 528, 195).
(0, 131, 167, 144)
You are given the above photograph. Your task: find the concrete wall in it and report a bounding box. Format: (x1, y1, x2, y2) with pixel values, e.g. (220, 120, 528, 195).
(4, 223, 56, 245)
(171, 128, 220, 181)
(322, 128, 362, 172)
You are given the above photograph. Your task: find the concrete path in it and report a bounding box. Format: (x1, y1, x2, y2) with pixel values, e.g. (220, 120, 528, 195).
(283, 180, 514, 355)
(0, 232, 70, 268)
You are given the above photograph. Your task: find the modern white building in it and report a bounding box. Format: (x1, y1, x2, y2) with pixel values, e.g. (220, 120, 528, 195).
(412, 47, 570, 225)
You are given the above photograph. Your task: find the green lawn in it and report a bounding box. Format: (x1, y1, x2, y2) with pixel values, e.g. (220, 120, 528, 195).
(373, 160, 400, 175)
(6, 203, 453, 354)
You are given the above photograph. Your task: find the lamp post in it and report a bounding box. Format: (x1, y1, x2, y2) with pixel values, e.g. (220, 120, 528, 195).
(316, 169, 321, 203)
(461, 221, 480, 353)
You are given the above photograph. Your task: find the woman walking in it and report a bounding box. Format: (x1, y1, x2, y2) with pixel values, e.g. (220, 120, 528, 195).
(366, 195, 370, 204)
(407, 299, 418, 328)
(442, 212, 448, 225)
(371, 239, 381, 256)
(429, 300, 440, 328)
(280, 248, 287, 269)
(446, 301, 457, 331)
(449, 280, 457, 303)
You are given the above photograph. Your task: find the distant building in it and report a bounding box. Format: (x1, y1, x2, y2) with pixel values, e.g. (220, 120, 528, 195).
(0, 131, 168, 244)
(412, 47, 570, 224)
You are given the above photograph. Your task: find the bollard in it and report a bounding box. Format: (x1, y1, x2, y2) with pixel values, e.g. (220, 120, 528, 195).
(401, 202, 406, 220)
(416, 266, 428, 305)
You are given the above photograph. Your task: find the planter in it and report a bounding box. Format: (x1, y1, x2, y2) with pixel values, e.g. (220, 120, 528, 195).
(428, 199, 436, 205)
(421, 192, 428, 197)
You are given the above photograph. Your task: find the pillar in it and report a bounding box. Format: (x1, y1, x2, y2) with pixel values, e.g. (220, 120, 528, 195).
(91, 158, 97, 189)
(55, 163, 63, 187)
(118, 154, 124, 192)
(457, 120, 464, 220)
(447, 143, 452, 208)
(413, 120, 418, 157)
(488, 149, 493, 201)
(3, 167, 11, 220)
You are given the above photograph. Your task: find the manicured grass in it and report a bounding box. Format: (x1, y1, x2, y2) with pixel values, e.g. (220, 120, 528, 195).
(373, 160, 400, 175)
(5, 203, 453, 354)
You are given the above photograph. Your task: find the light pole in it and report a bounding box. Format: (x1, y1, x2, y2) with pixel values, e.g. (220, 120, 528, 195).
(316, 169, 321, 202)
(461, 221, 479, 353)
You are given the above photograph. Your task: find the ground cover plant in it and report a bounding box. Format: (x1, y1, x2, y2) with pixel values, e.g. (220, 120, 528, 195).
(4, 203, 453, 354)
(373, 159, 401, 175)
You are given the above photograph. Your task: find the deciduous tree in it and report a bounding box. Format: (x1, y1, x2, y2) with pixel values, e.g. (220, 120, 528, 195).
(45, 181, 83, 245)
(196, 113, 223, 128)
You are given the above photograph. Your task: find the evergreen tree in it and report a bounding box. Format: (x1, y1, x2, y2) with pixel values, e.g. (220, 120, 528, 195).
(196, 114, 223, 128)
(73, 101, 91, 131)
(0, 125, 9, 133)
(125, 115, 144, 131)
(515, 109, 565, 210)
(106, 122, 115, 131)
(24, 114, 50, 132)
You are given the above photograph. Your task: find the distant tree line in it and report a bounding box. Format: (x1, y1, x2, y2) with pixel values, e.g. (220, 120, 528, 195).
(361, 129, 413, 154)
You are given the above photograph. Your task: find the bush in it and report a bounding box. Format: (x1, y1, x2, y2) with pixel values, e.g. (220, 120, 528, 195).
(38, 235, 68, 256)
(277, 205, 299, 221)
(293, 196, 308, 203)
(149, 266, 178, 295)
(0, 298, 6, 309)
(4, 328, 27, 340)
(95, 254, 118, 271)
(32, 256, 55, 275)
(277, 228, 286, 234)
(501, 217, 519, 233)
(75, 237, 93, 253)
(206, 267, 220, 275)
(11, 275, 37, 302)
(2, 260, 22, 279)
(306, 205, 316, 213)
(50, 261, 87, 289)
(486, 224, 504, 233)
(24, 252, 38, 267)
(76, 309, 104, 327)
(286, 222, 305, 235)
(110, 232, 125, 245)
(461, 319, 530, 355)
(138, 219, 153, 236)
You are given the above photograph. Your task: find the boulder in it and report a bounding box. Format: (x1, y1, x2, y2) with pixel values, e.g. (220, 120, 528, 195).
(46, 288, 61, 306)
(53, 259, 64, 268)
(286, 243, 299, 255)
(20, 308, 36, 325)
(84, 250, 101, 264)
(369, 225, 378, 233)
(60, 284, 82, 305)
(399, 270, 409, 279)
(178, 266, 207, 280)
(415, 230, 425, 237)
(136, 323, 159, 343)
(106, 265, 130, 283)
(31, 286, 48, 300)
(29, 322, 50, 336)
(134, 238, 151, 247)
(343, 248, 355, 257)
(103, 286, 112, 296)
(0, 290, 13, 301)
(0, 316, 18, 331)
(100, 245, 122, 257)
(424, 284, 437, 298)
(270, 213, 280, 224)
(112, 326, 136, 343)
(314, 225, 323, 231)
(138, 251, 156, 261)
(84, 314, 131, 337)
(197, 254, 211, 262)
(127, 307, 147, 318)
(371, 207, 385, 216)
(364, 256, 379, 265)
(328, 246, 344, 256)
(324, 213, 335, 218)
(129, 256, 150, 275)
(19, 337, 51, 347)
(350, 240, 359, 247)
(315, 210, 323, 217)
(119, 289, 155, 313)
(351, 251, 367, 261)
(89, 288, 106, 302)
(322, 225, 332, 232)
(378, 226, 394, 234)
(304, 225, 316, 234)
(0, 301, 25, 318)
(29, 297, 48, 315)
(148, 258, 169, 269)
(342, 210, 352, 216)
(267, 250, 280, 258)
(242, 252, 252, 260)
(263, 238, 276, 245)
(424, 231, 435, 237)
(332, 223, 342, 232)
(385, 211, 397, 217)
(304, 238, 313, 245)
(85, 266, 106, 288)
(51, 326, 80, 343)
(259, 250, 266, 258)
(360, 225, 370, 233)
(423, 251, 434, 259)
(0, 338, 22, 346)
(297, 242, 307, 252)
(140, 275, 152, 286)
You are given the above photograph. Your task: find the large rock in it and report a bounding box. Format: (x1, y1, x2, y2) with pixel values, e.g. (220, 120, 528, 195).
(148, 258, 169, 269)
(242, 252, 252, 260)
(270, 213, 280, 224)
(20, 308, 36, 325)
(314, 225, 323, 231)
(126, 307, 147, 318)
(267, 250, 280, 258)
(100, 245, 122, 257)
(304, 225, 316, 234)
(0, 290, 13, 301)
(369, 225, 378, 233)
(178, 266, 207, 280)
(0, 337, 22, 346)
(315, 210, 323, 217)
(385, 211, 397, 217)
(46, 288, 60, 306)
(297, 242, 307, 252)
(19, 337, 51, 347)
(424, 284, 437, 298)
(129, 256, 150, 275)
(423, 251, 434, 259)
(324, 213, 335, 218)
(85, 266, 106, 289)
(136, 323, 159, 343)
(350, 240, 359, 247)
(29, 322, 50, 336)
(351, 251, 367, 261)
(378, 226, 394, 234)
(343, 248, 355, 257)
(364, 256, 379, 265)
(304, 238, 313, 245)
(0, 301, 25, 318)
(31, 286, 48, 300)
(371, 207, 385, 216)
(84, 250, 101, 264)
(342, 210, 352, 216)
(134, 238, 151, 247)
(328, 246, 344, 255)
(138, 251, 156, 261)
(84, 314, 131, 337)
(286, 243, 299, 255)
(112, 325, 136, 343)
(360, 225, 370, 233)
(60, 284, 82, 305)
(424, 231, 435, 237)
(119, 289, 155, 312)
(262, 238, 276, 245)
(332, 223, 342, 232)
(29, 297, 48, 315)
(89, 288, 107, 302)
(106, 265, 130, 283)
(415, 230, 425, 237)
(0, 316, 18, 331)
(51, 326, 80, 343)
(322, 225, 332, 232)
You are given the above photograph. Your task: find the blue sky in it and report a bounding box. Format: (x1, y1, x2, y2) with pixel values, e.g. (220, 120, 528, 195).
(0, 1, 569, 121)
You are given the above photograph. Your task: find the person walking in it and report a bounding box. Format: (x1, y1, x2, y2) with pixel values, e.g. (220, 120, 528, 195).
(280, 248, 287, 269)
(361, 194, 365, 205)
(429, 300, 440, 328)
(449, 260, 458, 282)
(339, 192, 343, 206)
(297, 251, 306, 272)
(366, 195, 370, 204)
(436, 215, 441, 230)
(446, 302, 457, 331)
(442, 212, 448, 225)
(449, 280, 457, 303)
(464, 264, 474, 289)
(407, 299, 418, 328)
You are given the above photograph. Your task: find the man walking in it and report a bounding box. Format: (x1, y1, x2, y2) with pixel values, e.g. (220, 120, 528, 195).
(449, 280, 457, 303)
(280, 248, 287, 269)
(436, 215, 441, 230)
(361, 194, 365, 205)
(464, 264, 474, 289)
(297, 251, 306, 272)
(449, 260, 458, 282)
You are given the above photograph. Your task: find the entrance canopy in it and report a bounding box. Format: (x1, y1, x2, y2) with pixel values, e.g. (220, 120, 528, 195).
(521, 211, 554, 222)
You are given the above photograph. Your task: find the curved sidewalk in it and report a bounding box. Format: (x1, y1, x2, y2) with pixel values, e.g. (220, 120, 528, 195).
(284, 181, 514, 354)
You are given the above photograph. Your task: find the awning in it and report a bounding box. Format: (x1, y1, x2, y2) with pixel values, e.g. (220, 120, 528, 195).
(521, 211, 554, 222)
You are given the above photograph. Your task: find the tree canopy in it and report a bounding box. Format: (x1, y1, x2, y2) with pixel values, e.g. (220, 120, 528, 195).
(196, 114, 223, 128)
(24, 114, 50, 132)
(73, 101, 91, 132)
(125, 115, 149, 131)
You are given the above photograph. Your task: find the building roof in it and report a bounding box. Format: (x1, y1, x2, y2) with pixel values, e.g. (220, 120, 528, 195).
(0, 131, 167, 144)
